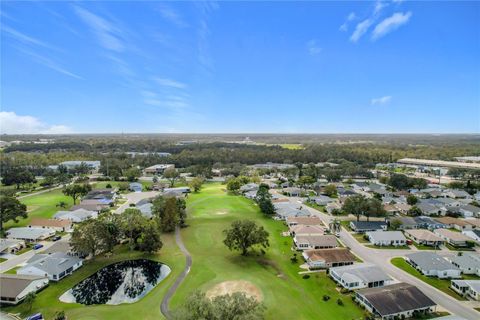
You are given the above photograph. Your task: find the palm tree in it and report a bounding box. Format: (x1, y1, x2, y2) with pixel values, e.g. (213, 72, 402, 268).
(24, 292, 36, 312)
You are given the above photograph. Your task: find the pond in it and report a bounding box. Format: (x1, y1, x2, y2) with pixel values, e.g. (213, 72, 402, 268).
(59, 259, 171, 305)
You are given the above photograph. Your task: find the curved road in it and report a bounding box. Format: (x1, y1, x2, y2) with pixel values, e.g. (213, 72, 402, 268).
(160, 226, 192, 319)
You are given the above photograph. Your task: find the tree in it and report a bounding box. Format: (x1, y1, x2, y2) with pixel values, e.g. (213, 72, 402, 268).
(1, 167, 36, 189)
(407, 194, 418, 205)
(24, 292, 36, 312)
(364, 198, 386, 222)
(223, 220, 269, 256)
(161, 197, 179, 232)
(323, 184, 337, 197)
(62, 183, 92, 204)
(125, 167, 142, 182)
(120, 208, 147, 251)
(408, 206, 422, 216)
(172, 291, 265, 320)
(256, 184, 275, 215)
(342, 195, 368, 221)
(70, 219, 116, 257)
(226, 178, 242, 193)
(137, 220, 163, 253)
(189, 177, 204, 193)
(390, 218, 403, 230)
(53, 311, 66, 320)
(164, 168, 180, 187)
(297, 175, 315, 189)
(388, 173, 410, 190)
(0, 195, 27, 232)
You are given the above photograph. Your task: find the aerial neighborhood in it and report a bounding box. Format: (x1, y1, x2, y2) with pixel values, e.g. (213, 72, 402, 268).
(0, 136, 479, 320)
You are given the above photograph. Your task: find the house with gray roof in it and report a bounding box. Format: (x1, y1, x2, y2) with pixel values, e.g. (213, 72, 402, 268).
(129, 182, 143, 192)
(355, 283, 436, 320)
(330, 263, 393, 290)
(451, 280, 480, 300)
(406, 252, 461, 279)
(444, 190, 472, 199)
(366, 231, 407, 247)
(463, 229, 480, 243)
(274, 203, 310, 220)
(6, 227, 55, 242)
(18, 252, 83, 282)
(309, 195, 334, 206)
(349, 221, 387, 233)
(137, 203, 153, 219)
(240, 183, 259, 193)
(54, 208, 98, 223)
(0, 238, 25, 254)
(0, 274, 49, 305)
(417, 202, 446, 216)
(389, 216, 418, 230)
(447, 253, 480, 275)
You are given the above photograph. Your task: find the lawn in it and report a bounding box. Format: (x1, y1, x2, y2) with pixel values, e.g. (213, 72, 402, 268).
(5, 189, 73, 229)
(412, 243, 439, 250)
(170, 183, 365, 320)
(390, 257, 465, 301)
(445, 243, 475, 251)
(303, 201, 326, 213)
(0, 257, 7, 263)
(3, 233, 184, 320)
(352, 233, 369, 243)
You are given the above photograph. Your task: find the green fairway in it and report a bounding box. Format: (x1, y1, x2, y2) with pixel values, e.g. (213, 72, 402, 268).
(3, 233, 184, 320)
(170, 183, 365, 319)
(390, 257, 465, 301)
(5, 189, 73, 229)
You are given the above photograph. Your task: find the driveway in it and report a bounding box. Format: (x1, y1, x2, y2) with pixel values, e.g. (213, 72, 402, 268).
(278, 194, 480, 320)
(115, 191, 160, 214)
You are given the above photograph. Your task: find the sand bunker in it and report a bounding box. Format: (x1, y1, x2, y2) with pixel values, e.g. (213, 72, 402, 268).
(216, 211, 228, 215)
(206, 280, 262, 301)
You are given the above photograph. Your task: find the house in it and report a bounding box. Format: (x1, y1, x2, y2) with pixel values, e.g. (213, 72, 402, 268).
(289, 224, 325, 237)
(285, 216, 322, 227)
(366, 231, 407, 247)
(434, 217, 473, 231)
(349, 221, 387, 233)
(240, 183, 259, 193)
(274, 203, 310, 220)
(83, 189, 116, 204)
(309, 195, 334, 206)
(388, 216, 418, 230)
(447, 253, 480, 275)
(326, 202, 342, 214)
(54, 208, 98, 223)
(144, 164, 175, 175)
(434, 229, 472, 247)
(244, 190, 257, 199)
(451, 280, 480, 300)
(59, 160, 101, 172)
(355, 283, 436, 320)
(0, 238, 25, 254)
(406, 252, 461, 279)
(457, 205, 480, 218)
(417, 202, 446, 216)
(404, 229, 444, 247)
(293, 235, 337, 250)
(413, 216, 446, 230)
(394, 203, 411, 214)
(163, 187, 190, 195)
(463, 229, 480, 243)
(302, 248, 356, 269)
(18, 252, 83, 282)
(129, 182, 143, 192)
(137, 203, 153, 219)
(330, 263, 393, 290)
(284, 187, 302, 197)
(0, 274, 49, 305)
(6, 227, 55, 242)
(444, 190, 472, 199)
(29, 218, 72, 232)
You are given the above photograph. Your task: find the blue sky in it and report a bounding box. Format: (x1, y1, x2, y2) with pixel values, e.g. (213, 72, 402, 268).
(1, 1, 479, 134)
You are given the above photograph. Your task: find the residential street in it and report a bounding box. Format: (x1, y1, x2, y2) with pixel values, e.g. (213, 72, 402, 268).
(114, 191, 160, 214)
(278, 193, 480, 320)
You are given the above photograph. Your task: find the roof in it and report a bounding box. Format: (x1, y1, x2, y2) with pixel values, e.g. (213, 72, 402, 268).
(290, 224, 325, 235)
(0, 238, 24, 252)
(6, 227, 55, 240)
(404, 229, 443, 242)
(434, 217, 470, 227)
(304, 248, 356, 263)
(350, 221, 387, 230)
(366, 231, 406, 242)
(434, 229, 471, 242)
(54, 208, 96, 220)
(42, 241, 72, 255)
(331, 263, 392, 284)
(356, 282, 436, 317)
(397, 158, 480, 170)
(449, 253, 480, 270)
(22, 252, 82, 275)
(286, 216, 322, 225)
(0, 274, 48, 299)
(450, 280, 480, 292)
(406, 252, 459, 271)
(295, 235, 337, 247)
(30, 218, 72, 228)
(460, 205, 480, 213)
(390, 216, 417, 226)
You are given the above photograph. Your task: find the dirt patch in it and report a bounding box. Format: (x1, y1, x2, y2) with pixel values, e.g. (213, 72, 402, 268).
(216, 211, 228, 215)
(206, 280, 262, 301)
(27, 205, 39, 212)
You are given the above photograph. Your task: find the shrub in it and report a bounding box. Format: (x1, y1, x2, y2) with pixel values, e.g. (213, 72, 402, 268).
(322, 294, 330, 301)
(336, 298, 343, 306)
(302, 274, 310, 279)
(106, 183, 112, 188)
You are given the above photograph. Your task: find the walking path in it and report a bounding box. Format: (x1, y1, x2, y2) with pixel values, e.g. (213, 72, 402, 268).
(160, 226, 192, 319)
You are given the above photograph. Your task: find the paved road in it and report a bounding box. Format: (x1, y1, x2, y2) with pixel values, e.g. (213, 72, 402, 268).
(160, 226, 192, 319)
(0, 235, 71, 273)
(277, 194, 480, 320)
(115, 191, 160, 214)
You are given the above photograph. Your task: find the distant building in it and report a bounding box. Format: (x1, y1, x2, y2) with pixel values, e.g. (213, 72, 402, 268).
(59, 160, 101, 172)
(129, 182, 143, 192)
(144, 164, 175, 175)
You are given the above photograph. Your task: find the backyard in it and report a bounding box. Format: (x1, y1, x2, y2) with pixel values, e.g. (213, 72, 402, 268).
(170, 183, 365, 319)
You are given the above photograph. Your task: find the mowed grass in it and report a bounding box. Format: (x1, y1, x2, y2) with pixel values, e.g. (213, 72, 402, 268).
(390, 257, 466, 301)
(3, 233, 184, 320)
(5, 189, 73, 229)
(170, 183, 365, 320)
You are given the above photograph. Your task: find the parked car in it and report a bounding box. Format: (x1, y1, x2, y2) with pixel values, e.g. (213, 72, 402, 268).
(26, 313, 43, 320)
(33, 244, 44, 250)
(52, 235, 62, 241)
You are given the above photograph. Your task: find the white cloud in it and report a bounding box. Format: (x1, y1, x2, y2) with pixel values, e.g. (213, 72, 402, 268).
(16, 47, 82, 79)
(73, 6, 124, 52)
(374, 1, 388, 15)
(307, 39, 322, 55)
(372, 12, 412, 40)
(339, 12, 356, 32)
(2, 25, 59, 51)
(350, 19, 373, 43)
(153, 77, 187, 89)
(371, 96, 392, 105)
(157, 4, 188, 28)
(0, 111, 72, 134)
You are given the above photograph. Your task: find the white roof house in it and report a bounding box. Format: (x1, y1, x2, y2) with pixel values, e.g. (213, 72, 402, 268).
(18, 252, 83, 282)
(53, 208, 98, 223)
(330, 263, 393, 290)
(447, 253, 480, 275)
(0, 238, 26, 254)
(451, 280, 480, 300)
(366, 231, 407, 247)
(6, 227, 55, 242)
(406, 252, 461, 279)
